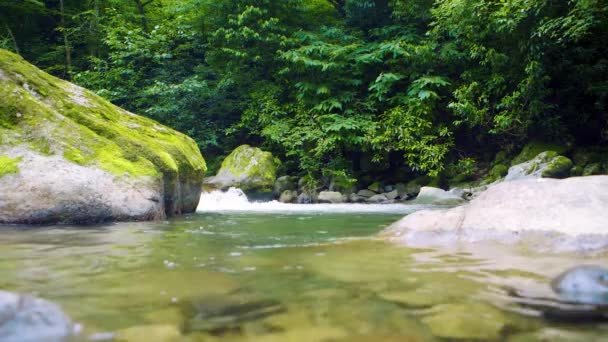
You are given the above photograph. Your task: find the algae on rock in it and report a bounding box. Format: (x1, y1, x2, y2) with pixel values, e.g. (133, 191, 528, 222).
(205, 144, 279, 193)
(0, 49, 206, 224)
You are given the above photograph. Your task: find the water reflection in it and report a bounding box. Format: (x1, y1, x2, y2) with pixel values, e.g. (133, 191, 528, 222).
(0, 212, 607, 341)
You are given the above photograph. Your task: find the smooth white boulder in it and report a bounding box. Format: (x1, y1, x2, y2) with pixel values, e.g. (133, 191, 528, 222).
(382, 176, 608, 252)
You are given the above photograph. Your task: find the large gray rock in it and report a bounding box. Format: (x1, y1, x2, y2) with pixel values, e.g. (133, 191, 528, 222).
(318, 191, 345, 204)
(413, 187, 466, 206)
(383, 176, 608, 251)
(506, 151, 572, 181)
(0, 291, 73, 342)
(0, 50, 206, 224)
(205, 145, 278, 193)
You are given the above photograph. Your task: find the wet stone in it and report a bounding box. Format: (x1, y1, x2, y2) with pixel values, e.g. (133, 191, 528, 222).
(0, 291, 73, 342)
(181, 296, 286, 335)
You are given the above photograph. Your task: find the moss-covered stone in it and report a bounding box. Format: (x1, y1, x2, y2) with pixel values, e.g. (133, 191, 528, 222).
(0, 49, 206, 223)
(570, 165, 584, 177)
(421, 303, 509, 340)
(541, 156, 573, 178)
(0, 156, 21, 177)
(488, 164, 509, 182)
(583, 162, 604, 176)
(506, 151, 573, 181)
(207, 145, 279, 192)
(511, 141, 570, 166)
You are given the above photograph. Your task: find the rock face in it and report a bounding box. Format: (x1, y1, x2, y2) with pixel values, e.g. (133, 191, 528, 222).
(413, 187, 465, 205)
(0, 291, 73, 342)
(0, 49, 206, 224)
(205, 145, 278, 193)
(506, 151, 572, 181)
(383, 176, 608, 251)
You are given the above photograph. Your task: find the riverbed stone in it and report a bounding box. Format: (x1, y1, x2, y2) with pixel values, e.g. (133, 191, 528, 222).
(413, 187, 466, 206)
(297, 192, 315, 204)
(349, 193, 367, 203)
(273, 176, 296, 198)
(0, 291, 73, 342)
(551, 265, 608, 305)
(0, 49, 206, 224)
(385, 190, 399, 200)
(357, 189, 377, 198)
(383, 176, 608, 251)
(367, 194, 389, 203)
(115, 324, 181, 342)
(367, 182, 383, 193)
(421, 303, 508, 340)
(318, 191, 345, 204)
(205, 145, 278, 193)
(506, 151, 572, 181)
(583, 162, 604, 176)
(279, 190, 298, 203)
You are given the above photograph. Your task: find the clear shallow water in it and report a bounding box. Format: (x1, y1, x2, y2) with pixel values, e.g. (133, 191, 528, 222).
(0, 193, 607, 341)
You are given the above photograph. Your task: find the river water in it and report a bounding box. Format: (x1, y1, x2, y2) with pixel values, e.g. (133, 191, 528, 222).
(0, 189, 607, 341)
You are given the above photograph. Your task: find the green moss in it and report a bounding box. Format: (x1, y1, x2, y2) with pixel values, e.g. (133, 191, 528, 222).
(583, 162, 604, 176)
(0, 49, 206, 183)
(541, 156, 573, 178)
(488, 164, 509, 182)
(570, 165, 584, 177)
(511, 141, 570, 165)
(0, 156, 21, 177)
(218, 144, 278, 191)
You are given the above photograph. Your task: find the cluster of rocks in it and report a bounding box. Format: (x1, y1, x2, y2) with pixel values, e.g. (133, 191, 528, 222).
(273, 177, 467, 206)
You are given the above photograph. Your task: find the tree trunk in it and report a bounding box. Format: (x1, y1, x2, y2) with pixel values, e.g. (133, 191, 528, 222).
(59, 0, 72, 80)
(133, 0, 152, 32)
(3, 22, 19, 55)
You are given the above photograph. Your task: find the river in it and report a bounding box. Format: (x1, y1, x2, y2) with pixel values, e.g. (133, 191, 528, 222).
(0, 189, 606, 341)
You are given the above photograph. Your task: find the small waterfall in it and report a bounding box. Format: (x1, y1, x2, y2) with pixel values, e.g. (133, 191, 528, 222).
(197, 187, 431, 214)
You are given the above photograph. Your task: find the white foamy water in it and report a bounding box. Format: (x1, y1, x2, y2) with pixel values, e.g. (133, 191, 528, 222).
(197, 187, 433, 214)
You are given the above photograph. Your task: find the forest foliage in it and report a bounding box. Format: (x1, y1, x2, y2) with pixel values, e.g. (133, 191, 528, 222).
(2, 0, 607, 182)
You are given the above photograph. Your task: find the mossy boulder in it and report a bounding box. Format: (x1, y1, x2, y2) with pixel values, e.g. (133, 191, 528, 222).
(0, 49, 206, 224)
(506, 151, 572, 181)
(511, 141, 570, 166)
(205, 145, 279, 193)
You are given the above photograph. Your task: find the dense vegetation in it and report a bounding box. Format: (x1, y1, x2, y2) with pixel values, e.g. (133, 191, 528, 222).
(2, 0, 607, 185)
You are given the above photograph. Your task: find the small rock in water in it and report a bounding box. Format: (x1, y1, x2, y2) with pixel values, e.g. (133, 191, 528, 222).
(551, 265, 608, 305)
(0, 290, 73, 342)
(181, 296, 286, 335)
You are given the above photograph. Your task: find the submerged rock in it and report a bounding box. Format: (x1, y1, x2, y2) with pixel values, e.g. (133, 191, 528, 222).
(551, 265, 608, 305)
(181, 297, 285, 335)
(205, 145, 278, 193)
(0, 291, 73, 342)
(115, 324, 180, 342)
(0, 49, 206, 224)
(383, 176, 608, 252)
(421, 303, 508, 340)
(413, 187, 465, 206)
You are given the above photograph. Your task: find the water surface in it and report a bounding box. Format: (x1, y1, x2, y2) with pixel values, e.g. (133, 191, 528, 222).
(0, 191, 607, 341)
